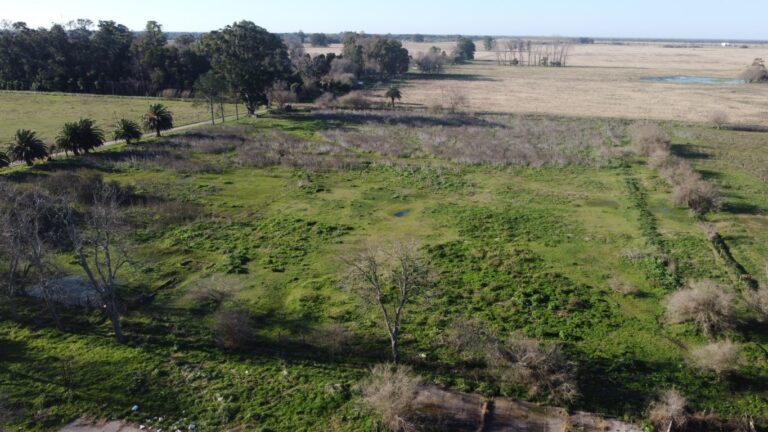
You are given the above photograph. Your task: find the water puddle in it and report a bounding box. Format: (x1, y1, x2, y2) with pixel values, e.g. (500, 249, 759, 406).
(640, 75, 742, 85)
(394, 210, 410, 218)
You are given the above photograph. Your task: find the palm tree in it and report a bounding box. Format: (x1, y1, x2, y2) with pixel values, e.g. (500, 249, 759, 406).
(56, 119, 105, 156)
(113, 119, 143, 145)
(8, 129, 48, 166)
(142, 104, 174, 137)
(0, 150, 9, 168)
(56, 121, 82, 156)
(385, 85, 402, 109)
(74, 118, 105, 153)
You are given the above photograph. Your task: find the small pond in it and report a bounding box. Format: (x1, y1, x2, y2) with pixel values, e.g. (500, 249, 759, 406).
(640, 75, 742, 85)
(394, 210, 410, 218)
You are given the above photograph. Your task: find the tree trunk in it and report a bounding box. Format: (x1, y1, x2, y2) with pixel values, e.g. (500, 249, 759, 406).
(7, 294, 17, 320)
(235, 103, 239, 120)
(210, 100, 215, 125)
(107, 305, 124, 343)
(156, 129, 161, 137)
(390, 337, 399, 364)
(219, 102, 225, 123)
(41, 284, 62, 330)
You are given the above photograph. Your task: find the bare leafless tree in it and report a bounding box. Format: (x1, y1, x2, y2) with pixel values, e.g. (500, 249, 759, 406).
(343, 241, 432, 364)
(0, 186, 26, 319)
(61, 184, 131, 343)
(14, 188, 65, 328)
(444, 89, 469, 114)
(267, 81, 298, 111)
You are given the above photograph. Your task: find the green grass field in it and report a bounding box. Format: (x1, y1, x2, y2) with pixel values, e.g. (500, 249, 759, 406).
(1, 110, 768, 431)
(0, 91, 240, 145)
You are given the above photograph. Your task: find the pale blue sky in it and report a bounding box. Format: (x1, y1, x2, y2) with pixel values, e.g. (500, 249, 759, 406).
(3, 0, 767, 40)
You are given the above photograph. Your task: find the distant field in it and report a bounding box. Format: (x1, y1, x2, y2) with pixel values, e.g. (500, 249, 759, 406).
(309, 42, 768, 125)
(0, 92, 239, 144)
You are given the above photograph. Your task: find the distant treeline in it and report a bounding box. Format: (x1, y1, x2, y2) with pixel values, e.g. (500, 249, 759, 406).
(0, 20, 411, 107)
(0, 20, 211, 95)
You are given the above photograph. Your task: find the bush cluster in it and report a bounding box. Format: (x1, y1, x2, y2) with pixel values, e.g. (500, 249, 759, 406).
(632, 122, 721, 216)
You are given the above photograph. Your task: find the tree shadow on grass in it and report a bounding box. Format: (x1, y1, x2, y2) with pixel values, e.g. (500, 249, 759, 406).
(670, 143, 711, 160)
(305, 111, 508, 128)
(721, 201, 765, 215)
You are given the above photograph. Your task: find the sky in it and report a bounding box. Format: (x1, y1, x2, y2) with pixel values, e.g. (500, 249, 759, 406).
(3, 0, 767, 40)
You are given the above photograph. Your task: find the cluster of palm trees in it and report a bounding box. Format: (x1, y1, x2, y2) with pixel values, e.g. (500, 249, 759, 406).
(0, 104, 174, 168)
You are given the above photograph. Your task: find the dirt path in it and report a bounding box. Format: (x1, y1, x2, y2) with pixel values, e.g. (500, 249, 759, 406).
(58, 418, 144, 432)
(60, 386, 641, 432)
(412, 386, 642, 432)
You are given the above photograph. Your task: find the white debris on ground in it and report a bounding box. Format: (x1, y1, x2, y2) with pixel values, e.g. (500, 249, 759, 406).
(26, 276, 101, 307)
(59, 418, 145, 432)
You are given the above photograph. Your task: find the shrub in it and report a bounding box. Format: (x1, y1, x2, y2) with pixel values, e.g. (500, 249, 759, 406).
(442, 317, 491, 363)
(709, 111, 729, 129)
(648, 389, 689, 430)
(689, 340, 742, 379)
(629, 123, 670, 156)
(672, 179, 722, 216)
(360, 364, 423, 432)
(315, 92, 336, 108)
(609, 277, 639, 295)
(647, 150, 677, 170)
(334, 91, 371, 110)
(160, 88, 179, 99)
(212, 306, 256, 350)
(659, 159, 700, 186)
(666, 280, 734, 338)
(738, 58, 768, 83)
(487, 333, 579, 404)
(427, 103, 444, 115)
(746, 285, 768, 322)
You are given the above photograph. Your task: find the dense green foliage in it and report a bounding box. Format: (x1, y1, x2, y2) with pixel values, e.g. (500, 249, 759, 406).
(453, 37, 477, 62)
(0, 20, 411, 106)
(342, 34, 411, 79)
(0, 20, 209, 95)
(309, 33, 329, 47)
(203, 21, 292, 114)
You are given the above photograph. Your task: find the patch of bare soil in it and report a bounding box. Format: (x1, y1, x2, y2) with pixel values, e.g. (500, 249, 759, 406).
(412, 386, 642, 432)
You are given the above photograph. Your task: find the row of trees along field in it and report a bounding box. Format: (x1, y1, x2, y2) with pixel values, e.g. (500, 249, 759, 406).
(0, 20, 412, 113)
(489, 38, 573, 67)
(0, 104, 173, 168)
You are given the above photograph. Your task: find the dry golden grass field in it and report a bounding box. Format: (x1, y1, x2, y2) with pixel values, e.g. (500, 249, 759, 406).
(308, 41, 768, 125)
